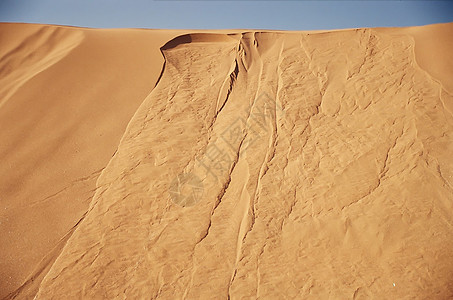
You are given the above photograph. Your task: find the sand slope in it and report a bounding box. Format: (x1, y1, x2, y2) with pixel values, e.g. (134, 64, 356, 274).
(1, 23, 453, 299)
(0, 23, 187, 299)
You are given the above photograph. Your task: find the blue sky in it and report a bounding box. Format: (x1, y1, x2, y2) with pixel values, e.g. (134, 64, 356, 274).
(0, 1, 452, 30)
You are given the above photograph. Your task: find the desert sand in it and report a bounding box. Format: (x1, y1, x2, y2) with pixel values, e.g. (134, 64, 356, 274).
(1, 22, 452, 299)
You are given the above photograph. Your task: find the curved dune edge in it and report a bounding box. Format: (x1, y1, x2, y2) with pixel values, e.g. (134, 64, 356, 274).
(0, 26, 84, 110)
(34, 25, 453, 299)
(376, 23, 453, 118)
(408, 24, 453, 118)
(408, 23, 453, 94)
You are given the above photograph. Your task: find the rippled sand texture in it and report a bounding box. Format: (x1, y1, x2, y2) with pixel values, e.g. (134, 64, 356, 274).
(2, 23, 453, 299)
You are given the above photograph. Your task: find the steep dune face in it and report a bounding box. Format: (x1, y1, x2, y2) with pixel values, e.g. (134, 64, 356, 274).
(402, 23, 453, 93)
(0, 23, 186, 299)
(30, 24, 453, 299)
(0, 25, 83, 109)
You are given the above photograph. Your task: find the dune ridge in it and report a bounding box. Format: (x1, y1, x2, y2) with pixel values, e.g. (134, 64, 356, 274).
(1, 23, 452, 299)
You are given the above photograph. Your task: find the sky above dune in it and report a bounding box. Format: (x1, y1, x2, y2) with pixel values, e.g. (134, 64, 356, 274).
(0, 0, 452, 30)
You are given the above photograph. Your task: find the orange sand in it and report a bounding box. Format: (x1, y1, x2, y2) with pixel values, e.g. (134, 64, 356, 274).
(1, 22, 452, 299)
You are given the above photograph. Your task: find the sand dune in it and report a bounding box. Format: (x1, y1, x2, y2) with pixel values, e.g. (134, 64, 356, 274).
(1, 23, 453, 299)
(0, 23, 188, 299)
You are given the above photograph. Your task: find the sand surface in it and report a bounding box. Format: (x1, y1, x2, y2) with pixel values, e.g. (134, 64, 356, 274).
(1, 23, 452, 299)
